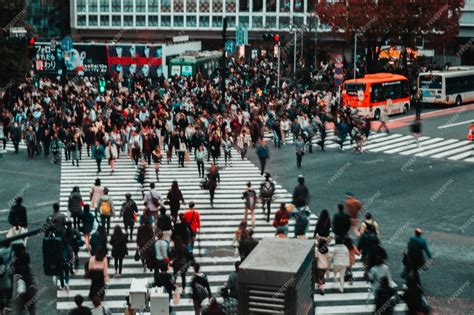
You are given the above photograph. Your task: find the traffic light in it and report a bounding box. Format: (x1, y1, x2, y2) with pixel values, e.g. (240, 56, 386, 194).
(98, 78, 106, 94)
(33, 76, 39, 88)
(28, 36, 36, 46)
(263, 33, 280, 44)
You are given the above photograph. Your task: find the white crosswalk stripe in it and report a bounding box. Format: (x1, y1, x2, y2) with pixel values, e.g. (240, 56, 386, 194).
(56, 149, 405, 314)
(264, 131, 474, 163)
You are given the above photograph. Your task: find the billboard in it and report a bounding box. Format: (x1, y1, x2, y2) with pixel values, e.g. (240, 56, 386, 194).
(107, 44, 164, 77)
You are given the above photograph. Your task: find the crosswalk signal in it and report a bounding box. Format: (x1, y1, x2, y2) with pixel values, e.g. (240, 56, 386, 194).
(33, 76, 39, 88)
(263, 33, 280, 45)
(98, 78, 106, 94)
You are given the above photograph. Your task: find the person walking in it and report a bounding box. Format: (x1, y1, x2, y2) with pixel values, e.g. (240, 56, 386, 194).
(144, 183, 161, 223)
(105, 140, 118, 173)
(10, 122, 21, 154)
(153, 265, 176, 314)
(332, 236, 350, 293)
(195, 145, 206, 178)
(332, 204, 351, 239)
(169, 239, 194, 294)
(90, 296, 112, 315)
(120, 193, 138, 240)
(410, 117, 422, 147)
(405, 228, 433, 281)
(236, 130, 251, 159)
(272, 203, 290, 236)
(91, 140, 106, 173)
(90, 225, 108, 257)
(8, 197, 28, 229)
(166, 180, 185, 225)
(359, 212, 381, 238)
(294, 134, 305, 168)
(315, 238, 331, 295)
(313, 209, 331, 241)
(368, 253, 395, 294)
(151, 145, 162, 181)
(207, 164, 220, 207)
(97, 187, 115, 234)
(344, 237, 360, 285)
(69, 294, 92, 315)
(110, 225, 128, 275)
(85, 247, 109, 301)
(255, 137, 269, 176)
(292, 175, 309, 209)
(259, 173, 275, 222)
(374, 276, 398, 315)
(70, 140, 80, 167)
(153, 230, 170, 272)
(68, 186, 84, 230)
(157, 207, 173, 242)
(183, 202, 201, 252)
(222, 135, 233, 167)
(191, 263, 212, 315)
(377, 107, 390, 133)
(242, 182, 257, 228)
(25, 126, 37, 159)
(81, 205, 95, 253)
(357, 223, 379, 280)
(90, 178, 104, 212)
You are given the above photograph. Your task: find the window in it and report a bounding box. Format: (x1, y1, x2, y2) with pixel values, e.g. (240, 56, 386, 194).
(148, 0, 159, 12)
(112, 0, 121, 11)
(265, 0, 275, 12)
(240, 0, 248, 11)
(123, 0, 133, 12)
(212, 0, 223, 12)
(136, 0, 146, 11)
(225, 0, 236, 12)
(112, 15, 121, 26)
(293, 0, 302, 12)
(279, 16, 290, 28)
(199, 16, 210, 27)
(89, 15, 98, 25)
(212, 16, 222, 27)
(77, 0, 86, 12)
(239, 16, 249, 27)
(100, 0, 109, 11)
(174, 16, 184, 26)
(187, 0, 197, 12)
(148, 15, 159, 26)
(200, 0, 210, 11)
(88, 0, 98, 11)
(100, 15, 110, 26)
(252, 16, 263, 28)
(124, 15, 133, 26)
(174, 0, 184, 11)
(187, 16, 197, 26)
(345, 83, 366, 96)
(371, 83, 383, 103)
(227, 16, 236, 27)
(136, 15, 146, 26)
(446, 75, 474, 95)
(382, 81, 405, 100)
(266, 16, 276, 28)
(161, 0, 171, 12)
(279, 0, 289, 12)
(161, 15, 171, 26)
(77, 15, 87, 25)
(419, 75, 442, 89)
(293, 16, 303, 27)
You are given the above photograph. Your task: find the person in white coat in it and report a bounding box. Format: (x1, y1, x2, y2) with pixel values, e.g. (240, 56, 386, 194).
(332, 236, 350, 293)
(105, 140, 118, 173)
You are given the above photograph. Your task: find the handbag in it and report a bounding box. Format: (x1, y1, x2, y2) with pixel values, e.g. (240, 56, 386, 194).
(134, 250, 140, 261)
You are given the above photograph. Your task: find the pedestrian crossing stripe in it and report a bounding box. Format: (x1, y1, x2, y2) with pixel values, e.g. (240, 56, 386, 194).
(56, 148, 405, 314)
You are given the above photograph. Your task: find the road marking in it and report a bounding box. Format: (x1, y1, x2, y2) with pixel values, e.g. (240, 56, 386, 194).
(35, 200, 57, 207)
(438, 119, 474, 129)
(0, 209, 9, 213)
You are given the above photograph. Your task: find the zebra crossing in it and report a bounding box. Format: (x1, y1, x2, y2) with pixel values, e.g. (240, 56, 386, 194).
(264, 130, 474, 163)
(56, 148, 405, 315)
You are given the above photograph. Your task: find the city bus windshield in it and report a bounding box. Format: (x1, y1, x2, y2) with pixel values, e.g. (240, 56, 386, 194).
(419, 75, 442, 89)
(345, 83, 366, 96)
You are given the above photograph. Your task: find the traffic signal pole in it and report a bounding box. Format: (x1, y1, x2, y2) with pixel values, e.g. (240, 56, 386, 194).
(277, 42, 281, 96)
(220, 17, 228, 110)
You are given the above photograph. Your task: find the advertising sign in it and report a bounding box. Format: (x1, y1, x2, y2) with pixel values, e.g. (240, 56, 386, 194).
(34, 43, 59, 73)
(107, 44, 163, 77)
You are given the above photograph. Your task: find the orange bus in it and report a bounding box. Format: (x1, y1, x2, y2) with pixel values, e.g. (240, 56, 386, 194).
(342, 73, 411, 120)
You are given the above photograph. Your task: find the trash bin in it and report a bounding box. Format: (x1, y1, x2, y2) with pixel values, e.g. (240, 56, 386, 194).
(238, 238, 315, 315)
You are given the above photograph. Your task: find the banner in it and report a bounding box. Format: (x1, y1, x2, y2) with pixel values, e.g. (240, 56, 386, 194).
(63, 44, 108, 74)
(34, 43, 59, 73)
(106, 44, 164, 77)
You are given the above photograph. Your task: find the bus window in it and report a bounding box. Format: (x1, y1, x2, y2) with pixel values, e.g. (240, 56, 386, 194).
(345, 83, 366, 96)
(419, 75, 441, 89)
(371, 83, 383, 102)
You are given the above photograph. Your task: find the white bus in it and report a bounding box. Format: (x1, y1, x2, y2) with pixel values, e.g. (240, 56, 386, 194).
(418, 68, 474, 106)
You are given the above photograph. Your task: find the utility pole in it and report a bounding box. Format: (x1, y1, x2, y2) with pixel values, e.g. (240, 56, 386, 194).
(220, 17, 228, 111)
(277, 42, 281, 96)
(293, 31, 297, 74)
(353, 33, 358, 80)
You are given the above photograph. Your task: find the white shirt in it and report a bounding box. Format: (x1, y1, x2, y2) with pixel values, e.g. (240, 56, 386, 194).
(144, 189, 161, 211)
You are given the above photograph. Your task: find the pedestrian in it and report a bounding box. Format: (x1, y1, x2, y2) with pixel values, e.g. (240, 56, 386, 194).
(151, 145, 162, 181)
(219, 287, 238, 315)
(242, 182, 257, 228)
(210, 133, 221, 164)
(236, 130, 251, 159)
(294, 134, 305, 168)
(69, 294, 92, 315)
(144, 182, 161, 223)
(110, 225, 128, 275)
(136, 218, 155, 272)
(64, 221, 83, 270)
(222, 135, 233, 167)
(359, 212, 381, 238)
(105, 140, 118, 173)
(292, 175, 309, 209)
(25, 126, 37, 159)
(90, 296, 112, 315)
(410, 117, 422, 147)
(332, 236, 350, 293)
(153, 265, 176, 314)
(317, 122, 326, 152)
(207, 164, 220, 207)
(183, 202, 201, 251)
(191, 263, 212, 315)
(136, 159, 147, 195)
(90, 225, 108, 257)
(58, 236, 74, 291)
(402, 274, 429, 315)
(195, 145, 206, 178)
(169, 239, 194, 294)
(259, 173, 275, 222)
(8, 197, 28, 229)
(10, 121, 21, 154)
(50, 134, 62, 164)
(332, 204, 351, 239)
(0, 246, 14, 312)
(357, 223, 379, 280)
(225, 261, 240, 300)
(157, 207, 173, 242)
(368, 253, 395, 294)
(90, 178, 104, 212)
(344, 192, 362, 229)
(120, 193, 138, 240)
(153, 230, 170, 272)
(81, 204, 95, 253)
(97, 187, 115, 234)
(166, 180, 185, 225)
(46, 203, 67, 238)
(315, 238, 331, 295)
(238, 228, 258, 261)
(130, 141, 141, 166)
(201, 297, 225, 315)
(91, 140, 106, 173)
(272, 203, 290, 236)
(70, 140, 80, 167)
(374, 276, 398, 315)
(377, 107, 390, 133)
(68, 186, 84, 230)
(405, 228, 433, 280)
(344, 237, 359, 285)
(313, 209, 331, 241)
(255, 137, 269, 175)
(85, 247, 110, 301)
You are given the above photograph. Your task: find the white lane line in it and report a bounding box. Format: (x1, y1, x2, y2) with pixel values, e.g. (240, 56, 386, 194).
(35, 200, 57, 207)
(438, 119, 474, 129)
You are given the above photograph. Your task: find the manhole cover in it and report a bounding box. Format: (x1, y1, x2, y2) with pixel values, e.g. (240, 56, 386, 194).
(207, 247, 237, 257)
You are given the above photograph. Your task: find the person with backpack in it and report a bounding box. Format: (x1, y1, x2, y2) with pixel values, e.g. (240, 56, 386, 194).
(81, 205, 95, 253)
(120, 193, 138, 241)
(68, 186, 84, 230)
(242, 182, 257, 228)
(64, 221, 84, 270)
(110, 225, 128, 275)
(259, 173, 275, 222)
(157, 207, 173, 242)
(359, 212, 380, 238)
(144, 183, 161, 223)
(91, 140, 106, 173)
(191, 263, 212, 315)
(47, 203, 67, 238)
(272, 203, 290, 236)
(97, 187, 115, 234)
(8, 197, 28, 229)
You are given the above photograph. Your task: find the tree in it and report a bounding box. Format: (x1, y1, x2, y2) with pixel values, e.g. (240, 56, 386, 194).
(0, 0, 32, 88)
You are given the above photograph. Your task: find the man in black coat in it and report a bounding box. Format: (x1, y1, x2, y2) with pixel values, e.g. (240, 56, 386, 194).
(8, 197, 28, 229)
(332, 203, 350, 238)
(69, 294, 92, 315)
(239, 229, 259, 261)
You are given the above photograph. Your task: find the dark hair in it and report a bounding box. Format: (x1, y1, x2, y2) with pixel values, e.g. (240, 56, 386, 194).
(92, 295, 101, 307)
(221, 286, 229, 298)
(15, 197, 23, 205)
(379, 276, 389, 289)
(193, 263, 201, 273)
(235, 261, 240, 272)
(318, 239, 329, 254)
(246, 181, 251, 187)
(72, 186, 80, 193)
(74, 294, 84, 306)
(335, 236, 344, 245)
(95, 178, 101, 186)
(189, 201, 195, 209)
(337, 204, 344, 212)
(171, 180, 179, 192)
(365, 212, 372, 220)
(113, 225, 123, 237)
(150, 182, 155, 189)
(83, 204, 90, 213)
(53, 203, 60, 212)
(159, 206, 166, 215)
(344, 237, 354, 250)
(318, 209, 330, 227)
(297, 176, 304, 185)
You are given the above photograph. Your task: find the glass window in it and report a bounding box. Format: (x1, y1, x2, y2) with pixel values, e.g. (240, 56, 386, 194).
(265, 0, 275, 12)
(136, 15, 146, 26)
(212, 0, 223, 12)
(200, 0, 210, 12)
(279, 0, 289, 12)
(187, 16, 197, 26)
(187, 0, 197, 12)
(293, 0, 302, 12)
(240, 0, 248, 11)
(371, 84, 383, 102)
(77, 15, 87, 25)
(77, 0, 86, 12)
(266, 16, 276, 28)
(199, 16, 210, 27)
(124, 15, 133, 26)
(112, 0, 121, 11)
(225, 0, 236, 12)
(174, 0, 184, 11)
(212, 16, 222, 27)
(161, 0, 171, 12)
(88, 0, 98, 12)
(100, 0, 109, 11)
(148, 15, 159, 26)
(100, 15, 110, 26)
(112, 15, 121, 26)
(123, 0, 133, 12)
(227, 16, 236, 27)
(293, 16, 303, 27)
(252, 16, 262, 28)
(174, 15, 184, 26)
(161, 15, 171, 26)
(136, 0, 146, 11)
(89, 15, 98, 25)
(239, 16, 249, 27)
(148, 0, 159, 12)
